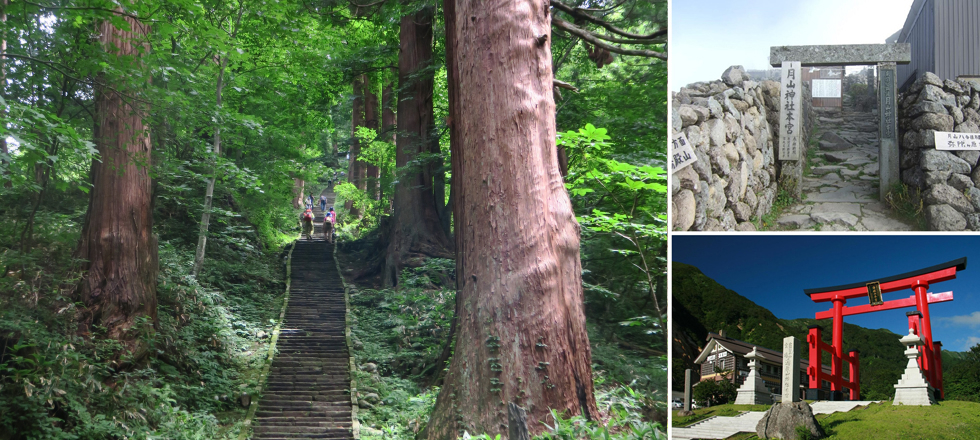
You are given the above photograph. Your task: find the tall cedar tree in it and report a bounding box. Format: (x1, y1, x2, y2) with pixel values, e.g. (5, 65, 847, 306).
(383, 7, 453, 287)
(75, 12, 158, 356)
(346, 75, 365, 216)
(364, 77, 381, 201)
(424, 0, 598, 437)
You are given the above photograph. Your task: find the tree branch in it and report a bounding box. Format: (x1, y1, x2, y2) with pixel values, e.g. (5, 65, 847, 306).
(552, 17, 665, 60)
(550, 0, 666, 41)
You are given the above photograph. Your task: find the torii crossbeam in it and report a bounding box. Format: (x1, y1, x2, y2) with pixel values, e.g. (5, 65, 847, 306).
(803, 257, 965, 401)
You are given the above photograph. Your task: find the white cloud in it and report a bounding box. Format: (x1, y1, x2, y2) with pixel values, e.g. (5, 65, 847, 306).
(938, 311, 980, 328)
(951, 336, 980, 352)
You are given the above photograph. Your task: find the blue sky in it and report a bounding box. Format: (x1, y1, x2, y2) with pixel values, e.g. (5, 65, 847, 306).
(672, 235, 980, 352)
(671, 0, 916, 91)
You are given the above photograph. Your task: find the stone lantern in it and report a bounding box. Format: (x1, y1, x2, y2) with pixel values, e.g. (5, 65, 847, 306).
(736, 347, 773, 405)
(893, 329, 936, 405)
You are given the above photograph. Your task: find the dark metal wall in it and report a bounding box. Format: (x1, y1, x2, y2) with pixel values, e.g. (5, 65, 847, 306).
(899, 0, 980, 91)
(898, 0, 935, 90)
(935, 0, 980, 82)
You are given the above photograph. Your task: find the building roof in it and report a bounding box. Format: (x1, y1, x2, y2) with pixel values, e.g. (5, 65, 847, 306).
(694, 332, 832, 375)
(897, 0, 928, 44)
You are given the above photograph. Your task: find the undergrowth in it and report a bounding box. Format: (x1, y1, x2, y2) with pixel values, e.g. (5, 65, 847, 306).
(0, 202, 285, 439)
(346, 258, 666, 440)
(884, 182, 926, 230)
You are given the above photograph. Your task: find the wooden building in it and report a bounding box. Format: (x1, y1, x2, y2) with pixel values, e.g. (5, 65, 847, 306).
(694, 331, 832, 398)
(895, 0, 980, 90)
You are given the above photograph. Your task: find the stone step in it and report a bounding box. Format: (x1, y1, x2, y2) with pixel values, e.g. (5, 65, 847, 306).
(251, 214, 352, 440)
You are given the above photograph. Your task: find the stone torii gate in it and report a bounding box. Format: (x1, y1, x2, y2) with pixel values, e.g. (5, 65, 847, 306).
(802, 257, 964, 401)
(770, 44, 911, 201)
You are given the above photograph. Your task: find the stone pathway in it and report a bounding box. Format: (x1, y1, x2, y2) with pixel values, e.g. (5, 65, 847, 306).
(251, 189, 353, 439)
(671, 401, 879, 440)
(775, 103, 915, 231)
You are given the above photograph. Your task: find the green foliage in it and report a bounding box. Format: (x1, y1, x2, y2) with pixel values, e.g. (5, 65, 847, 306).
(884, 183, 926, 230)
(796, 423, 814, 440)
(691, 372, 737, 407)
(562, 124, 667, 349)
(943, 344, 980, 402)
(0, 231, 285, 439)
(348, 259, 455, 439)
(333, 182, 384, 239)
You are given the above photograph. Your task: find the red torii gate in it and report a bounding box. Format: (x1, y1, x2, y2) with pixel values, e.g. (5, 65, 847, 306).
(803, 257, 965, 401)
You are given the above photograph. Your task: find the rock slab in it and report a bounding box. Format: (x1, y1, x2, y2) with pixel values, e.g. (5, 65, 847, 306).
(755, 401, 825, 440)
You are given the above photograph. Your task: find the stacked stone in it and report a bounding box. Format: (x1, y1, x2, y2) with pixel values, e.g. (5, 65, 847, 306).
(898, 72, 980, 231)
(672, 66, 784, 231)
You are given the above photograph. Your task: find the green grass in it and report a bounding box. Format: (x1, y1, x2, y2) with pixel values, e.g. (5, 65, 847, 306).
(817, 401, 980, 439)
(755, 188, 800, 231)
(884, 182, 927, 230)
(674, 401, 980, 439)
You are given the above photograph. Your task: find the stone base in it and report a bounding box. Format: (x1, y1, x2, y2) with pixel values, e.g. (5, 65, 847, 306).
(736, 388, 773, 405)
(894, 385, 936, 406)
(756, 401, 825, 440)
(676, 410, 695, 417)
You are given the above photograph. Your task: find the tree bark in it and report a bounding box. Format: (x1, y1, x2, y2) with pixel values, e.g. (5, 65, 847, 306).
(75, 11, 158, 356)
(364, 76, 381, 201)
(347, 76, 365, 216)
(1, 0, 8, 187)
(382, 81, 396, 145)
(383, 7, 453, 287)
(293, 177, 305, 209)
(425, 1, 598, 438)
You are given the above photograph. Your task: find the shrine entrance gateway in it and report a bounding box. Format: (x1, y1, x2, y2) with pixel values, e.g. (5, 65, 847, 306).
(770, 44, 911, 201)
(803, 257, 965, 401)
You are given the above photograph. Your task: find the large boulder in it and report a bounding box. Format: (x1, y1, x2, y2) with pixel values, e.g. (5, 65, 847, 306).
(722, 65, 749, 87)
(755, 401, 825, 440)
(673, 189, 697, 231)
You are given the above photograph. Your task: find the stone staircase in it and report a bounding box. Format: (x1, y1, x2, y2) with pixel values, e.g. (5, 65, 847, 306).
(775, 101, 914, 231)
(251, 189, 352, 439)
(672, 411, 766, 440)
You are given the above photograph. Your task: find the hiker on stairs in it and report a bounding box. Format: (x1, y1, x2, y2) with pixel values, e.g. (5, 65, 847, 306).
(324, 207, 336, 243)
(301, 208, 314, 240)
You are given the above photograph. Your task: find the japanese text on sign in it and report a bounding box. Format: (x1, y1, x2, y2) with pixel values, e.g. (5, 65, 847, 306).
(880, 69, 895, 139)
(935, 131, 980, 151)
(779, 61, 802, 161)
(812, 79, 841, 98)
(671, 132, 697, 173)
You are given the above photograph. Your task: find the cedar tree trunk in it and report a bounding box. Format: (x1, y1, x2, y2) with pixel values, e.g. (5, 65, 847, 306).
(346, 76, 365, 216)
(424, 1, 598, 438)
(75, 12, 158, 354)
(1, 0, 8, 187)
(364, 77, 381, 201)
(383, 7, 453, 287)
(293, 178, 305, 209)
(382, 81, 396, 145)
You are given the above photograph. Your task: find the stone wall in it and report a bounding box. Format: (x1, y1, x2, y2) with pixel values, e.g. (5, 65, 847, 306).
(898, 72, 980, 231)
(671, 66, 813, 231)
